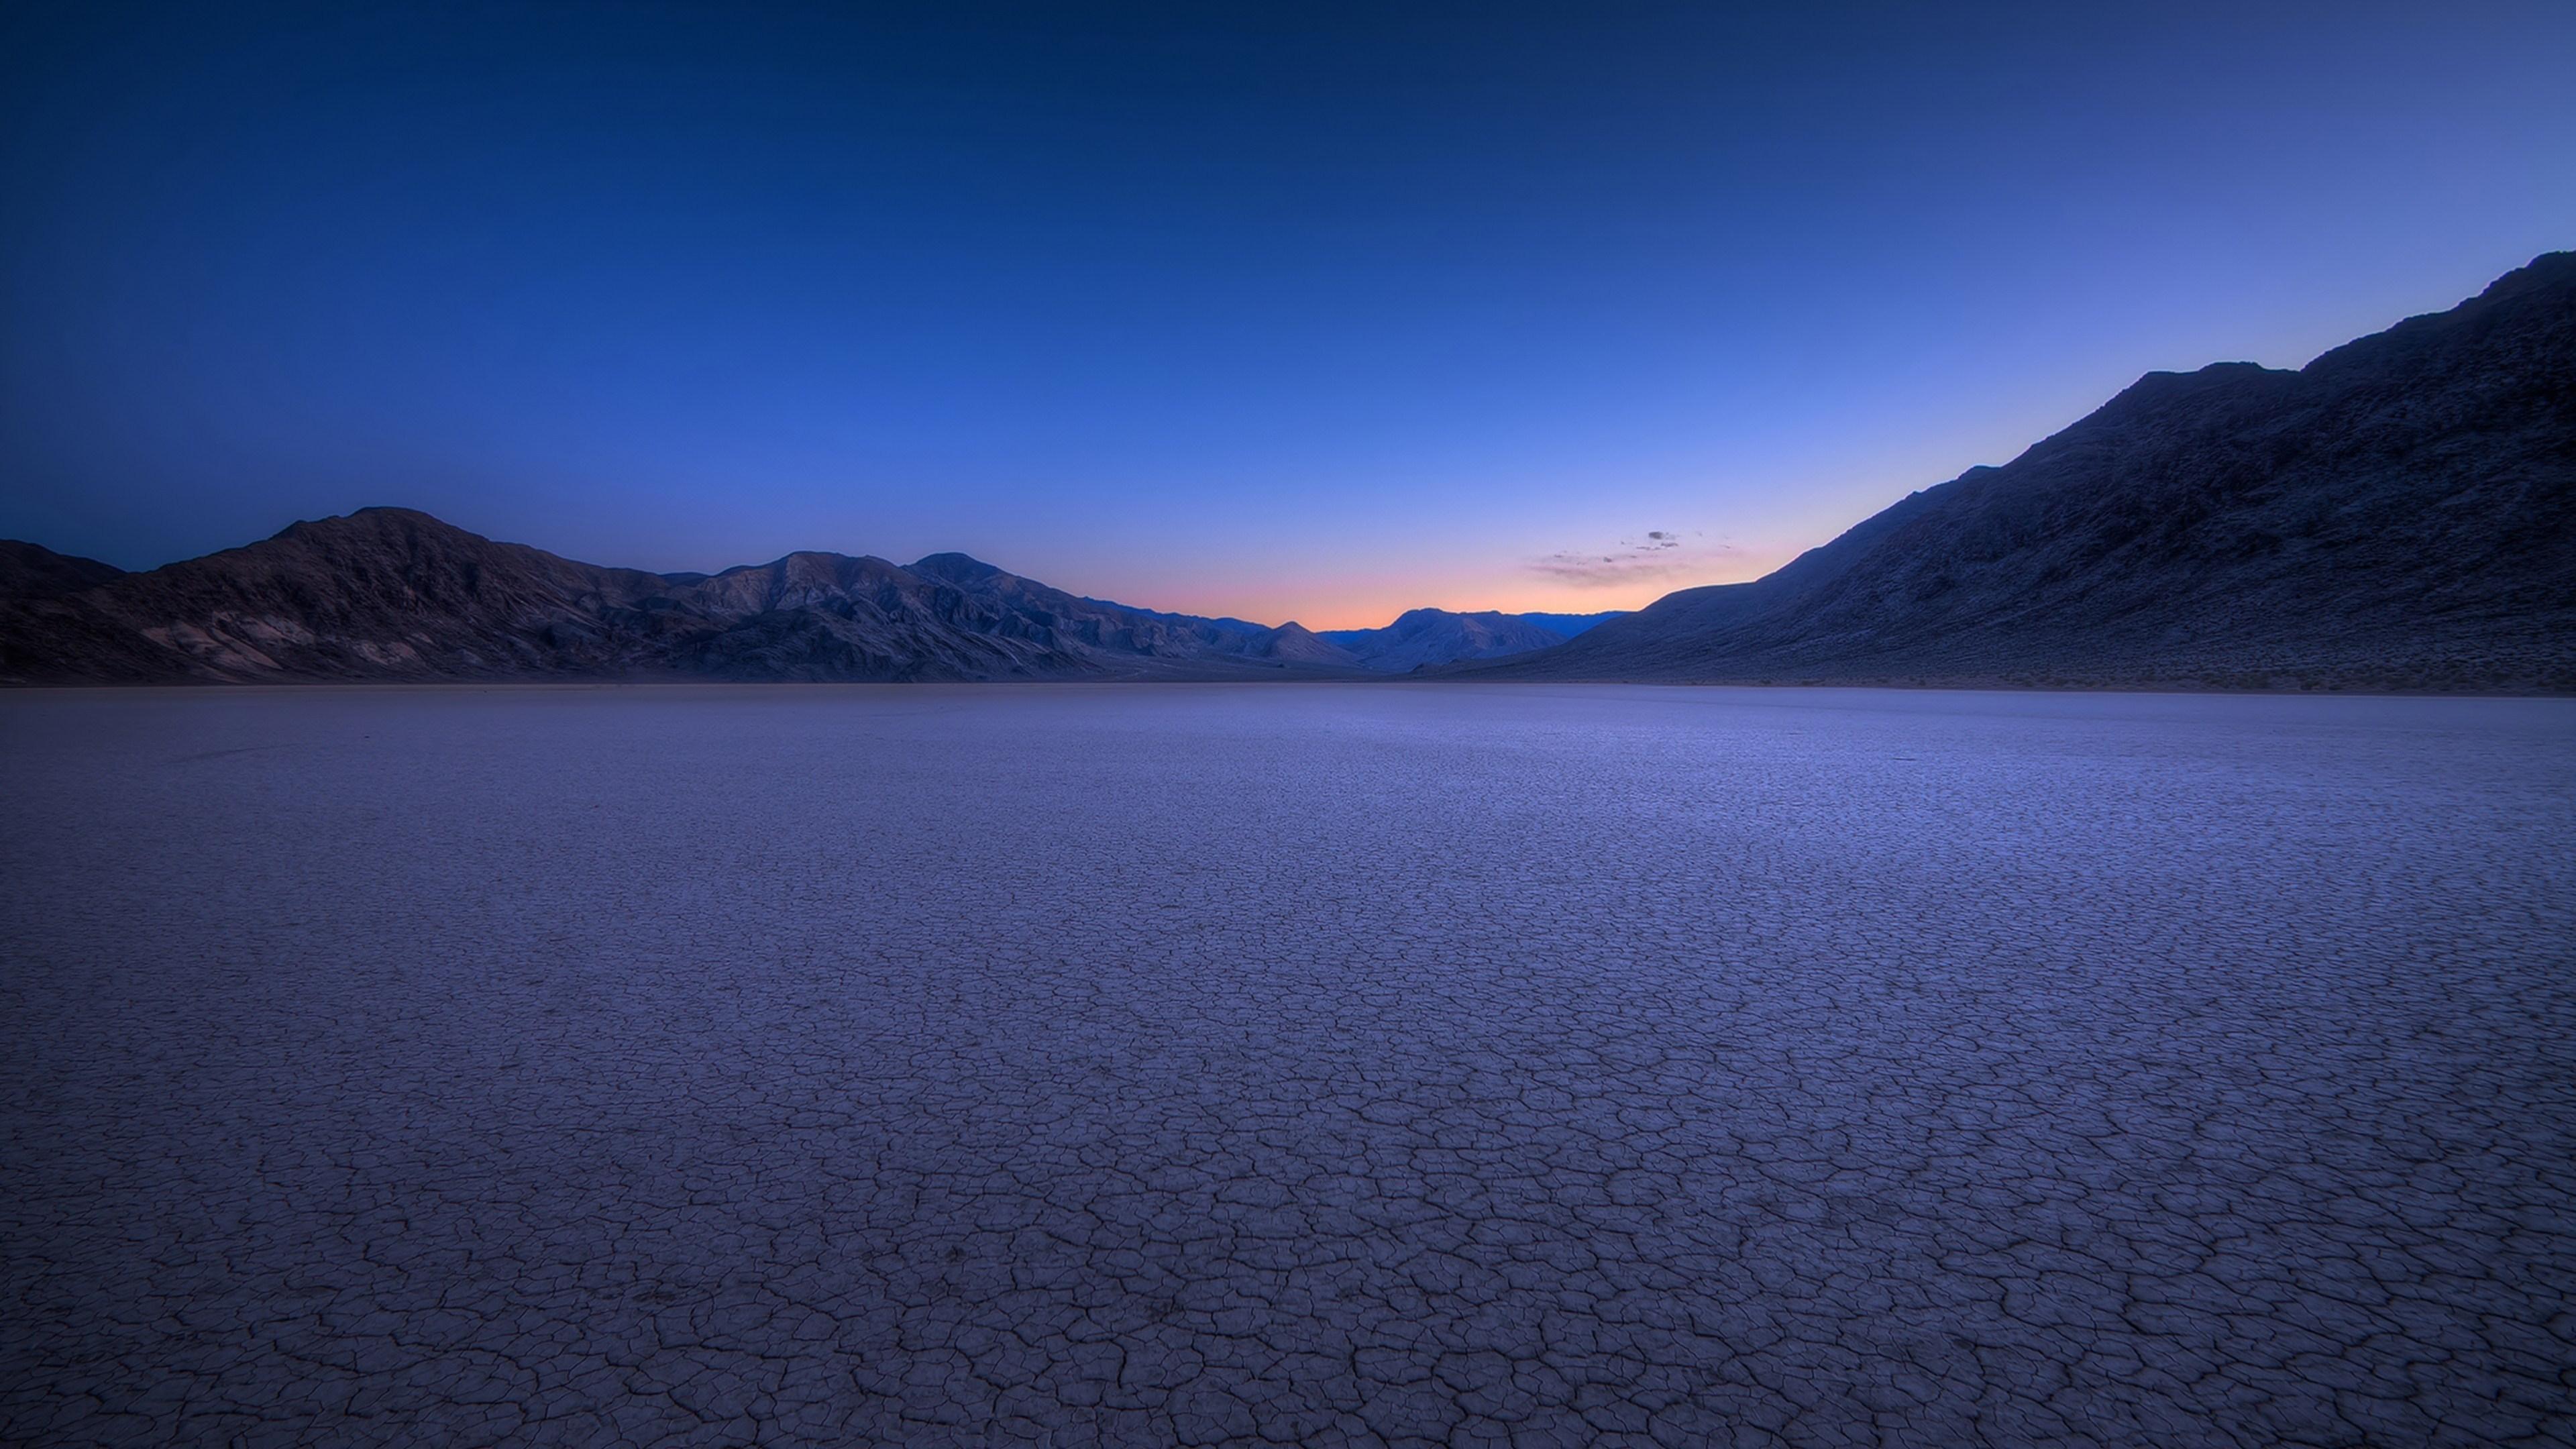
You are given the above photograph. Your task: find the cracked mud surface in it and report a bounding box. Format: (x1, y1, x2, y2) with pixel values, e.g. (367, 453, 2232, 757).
(4, 684, 2572, 1447)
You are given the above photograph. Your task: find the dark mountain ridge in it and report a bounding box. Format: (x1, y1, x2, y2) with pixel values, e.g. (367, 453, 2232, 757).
(1468, 252, 2576, 692)
(1319, 610, 1590, 672)
(0, 510, 1398, 684)
(1512, 612, 1630, 640)
(8, 254, 2567, 690)
(0, 514, 1643, 684)
(0, 541, 127, 600)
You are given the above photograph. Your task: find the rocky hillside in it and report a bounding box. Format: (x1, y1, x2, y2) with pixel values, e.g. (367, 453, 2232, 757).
(1318, 610, 1587, 672)
(0, 511, 1616, 684)
(0, 542, 125, 600)
(1473, 252, 2576, 692)
(14, 256, 2562, 691)
(0, 511, 1389, 684)
(1511, 612, 1629, 639)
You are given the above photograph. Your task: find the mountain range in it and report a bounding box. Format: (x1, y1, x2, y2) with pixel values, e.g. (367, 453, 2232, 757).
(3, 254, 2569, 690)
(0, 512, 1615, 684)
(1461, 251, 2575, 692)
(1318, 609, 1625, 672)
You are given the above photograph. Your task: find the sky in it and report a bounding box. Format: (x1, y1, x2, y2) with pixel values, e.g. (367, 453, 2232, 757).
(2, 2, 2571, 628)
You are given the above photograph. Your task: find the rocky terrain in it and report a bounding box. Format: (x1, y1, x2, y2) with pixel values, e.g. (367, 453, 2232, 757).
(0, 541, 125, 601)
(0, 514, 1432, 684)
(0, 513, 1615, 684)
(1317, 608, 1623, 673)
(1510, 611, 1631, 639)
(10, 254, 2568, 691)
(1475, 252, 2576, 692)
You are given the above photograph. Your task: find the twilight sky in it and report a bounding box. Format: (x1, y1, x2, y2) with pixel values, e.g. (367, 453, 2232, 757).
(3, 2, 2570, 627)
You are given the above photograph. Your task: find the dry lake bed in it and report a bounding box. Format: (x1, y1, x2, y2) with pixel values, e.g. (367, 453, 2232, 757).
(3, 684, 2571, 1448)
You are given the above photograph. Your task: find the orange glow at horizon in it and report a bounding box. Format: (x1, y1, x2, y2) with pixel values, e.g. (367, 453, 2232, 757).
(1122, 549, 1796, 633)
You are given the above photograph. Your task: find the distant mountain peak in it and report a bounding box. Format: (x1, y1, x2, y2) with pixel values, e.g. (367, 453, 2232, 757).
(908, 552, 1006, 585)
(1314, 606, 1612, 672)
(270, 505, 454, 540)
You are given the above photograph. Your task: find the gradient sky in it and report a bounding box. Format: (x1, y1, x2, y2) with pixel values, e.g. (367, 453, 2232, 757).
(3, 1, 2571, 627)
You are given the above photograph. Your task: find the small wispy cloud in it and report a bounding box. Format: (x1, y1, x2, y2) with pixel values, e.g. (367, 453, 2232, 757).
(1527, 529, 1731, 587)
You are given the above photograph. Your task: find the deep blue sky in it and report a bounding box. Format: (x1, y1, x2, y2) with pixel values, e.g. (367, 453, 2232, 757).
(3, 1, 2570, 625)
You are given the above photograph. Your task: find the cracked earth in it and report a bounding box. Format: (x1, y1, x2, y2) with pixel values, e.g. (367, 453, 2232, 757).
(3, 684, 2572, 1447)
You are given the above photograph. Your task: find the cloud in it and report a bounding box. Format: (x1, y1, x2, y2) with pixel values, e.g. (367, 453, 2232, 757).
(1527, 529, 1731, 587)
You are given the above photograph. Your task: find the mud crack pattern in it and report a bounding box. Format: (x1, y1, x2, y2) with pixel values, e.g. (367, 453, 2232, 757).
(3, 686, 2573, 1446)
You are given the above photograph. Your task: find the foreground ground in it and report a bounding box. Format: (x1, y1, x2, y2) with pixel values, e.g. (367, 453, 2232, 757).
(3, 684, 2571, 1447)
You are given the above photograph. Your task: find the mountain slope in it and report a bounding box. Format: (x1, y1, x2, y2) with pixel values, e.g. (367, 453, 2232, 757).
(9, 257, 2565, 690)
(0, 511, 1368, 684)
(0, 542, 127, 600)
(1319, 609, 1578, 672)
(905, 552, 1356, 670)
(1513, 612, 1629, 639)
(0, 508, 674, 682)
(1473, 252, 2576, 692)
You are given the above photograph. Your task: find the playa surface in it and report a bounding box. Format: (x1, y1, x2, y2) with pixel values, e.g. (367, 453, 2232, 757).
(4, 685, 2571, 1446)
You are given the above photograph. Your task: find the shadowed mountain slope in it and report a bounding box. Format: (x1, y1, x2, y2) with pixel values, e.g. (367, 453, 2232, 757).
(0, 541, 127, 600)
(1470, 252, 2576, 692)
(904, 551, 1348, 667)
(0, 511, 1372, 684)
(10, 258, 2565, 690)
(0, 510, 669, 682)
(1513, 612, 1629, 639)
(1319, 610, 1581, 672)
